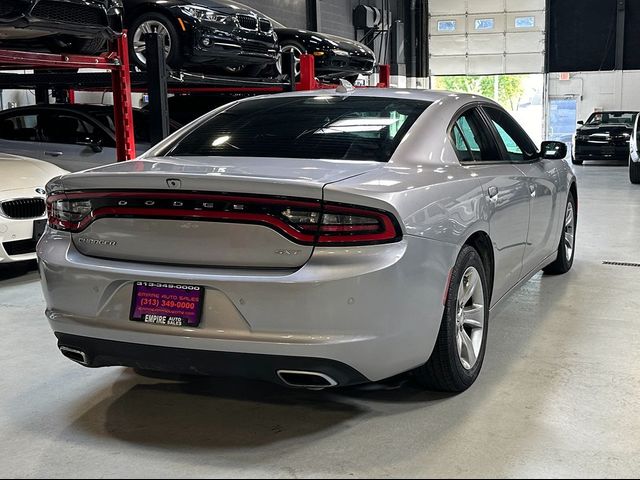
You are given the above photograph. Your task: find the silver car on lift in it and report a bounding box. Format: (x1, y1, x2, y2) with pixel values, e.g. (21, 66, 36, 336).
(38, 89, 577, 392)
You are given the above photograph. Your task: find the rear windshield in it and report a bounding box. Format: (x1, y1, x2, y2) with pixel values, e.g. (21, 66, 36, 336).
(586, 111, 637, 126)
(163, 96, 430, 162)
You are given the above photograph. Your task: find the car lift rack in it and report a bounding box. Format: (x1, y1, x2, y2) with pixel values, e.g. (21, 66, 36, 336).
(0, 31, 391, 161)
(0, 33, 136, 162)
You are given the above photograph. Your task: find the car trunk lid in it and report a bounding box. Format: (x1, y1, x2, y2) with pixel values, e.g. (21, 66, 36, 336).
(54, 157, 382, 268)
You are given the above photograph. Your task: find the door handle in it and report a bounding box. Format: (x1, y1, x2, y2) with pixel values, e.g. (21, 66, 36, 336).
(488, 186, 498, 202)
(45, 151, 63, 157)
(529, 184, 537, 197)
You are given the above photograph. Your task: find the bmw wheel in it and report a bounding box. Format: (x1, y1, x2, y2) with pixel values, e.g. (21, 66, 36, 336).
(280, 41, 305, 80)
(129, 12, 181, 71)
(414, 245, 489, 393)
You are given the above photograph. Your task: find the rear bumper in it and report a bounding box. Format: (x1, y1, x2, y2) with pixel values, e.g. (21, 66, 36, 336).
(56, 333, 369, 387)
(38, 232, 457, 384)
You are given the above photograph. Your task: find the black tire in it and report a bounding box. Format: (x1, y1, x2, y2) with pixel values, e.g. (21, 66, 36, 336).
(572, 156, 583, 165)
(543, 191, 577, 275)
(128, 12, 181, 71)
(630, 156, 640, 184)
(414, 245, 489, 393)
(72, 37, 108, 55)
(281, 40, 306, 80)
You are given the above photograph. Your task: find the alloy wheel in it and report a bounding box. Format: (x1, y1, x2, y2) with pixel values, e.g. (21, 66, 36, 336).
(132, 20, 172, 65)
(280, 45, 303, 79)
(564, 201, 575, 261)
(455, 266, 485, 370)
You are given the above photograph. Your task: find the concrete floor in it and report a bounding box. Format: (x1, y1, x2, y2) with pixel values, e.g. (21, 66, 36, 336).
(1, 163, 640, 478)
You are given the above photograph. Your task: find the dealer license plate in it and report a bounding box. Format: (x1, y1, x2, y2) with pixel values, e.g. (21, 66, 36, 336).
(130, 282, 204, 327)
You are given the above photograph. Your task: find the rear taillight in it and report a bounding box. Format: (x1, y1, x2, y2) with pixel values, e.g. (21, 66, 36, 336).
(47, 191, 402, 246)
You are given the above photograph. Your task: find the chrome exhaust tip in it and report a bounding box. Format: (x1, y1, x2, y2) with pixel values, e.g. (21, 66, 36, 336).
(59, 346, 89, 366)
(277, 370, 338, 390)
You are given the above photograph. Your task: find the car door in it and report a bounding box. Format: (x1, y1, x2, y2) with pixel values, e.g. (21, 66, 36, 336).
(482, 106, 560, 276)
(450, 106, 531, 304)
(38, 111, 117, 172)
(0, 111, 46, 159)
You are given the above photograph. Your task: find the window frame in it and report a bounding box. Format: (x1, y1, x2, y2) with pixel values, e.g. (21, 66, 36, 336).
(479, 105, 541, 164)
(447, 104, 502, 164)
(38, 109, 116, 148)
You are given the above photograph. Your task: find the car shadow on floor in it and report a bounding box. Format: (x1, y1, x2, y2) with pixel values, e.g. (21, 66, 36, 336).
(61, 271, 572, 458)
(65, 371, 453, 450)
(0, 260, 38, 283)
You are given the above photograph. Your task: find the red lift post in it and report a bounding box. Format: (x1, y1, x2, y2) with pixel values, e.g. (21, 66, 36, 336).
(0, 33, 136, 162)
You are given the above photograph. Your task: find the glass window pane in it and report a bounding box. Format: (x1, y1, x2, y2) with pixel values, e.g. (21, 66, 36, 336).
(166, 96, 430, 162)
(438, 20, 457, 32)
(475, 19, 495, 30)
(0, 114, 39, 142)
(515, 16, 535, 28)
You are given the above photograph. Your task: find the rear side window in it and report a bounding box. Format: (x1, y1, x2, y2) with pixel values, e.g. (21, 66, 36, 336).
(0, 114, 39, 142)
(450, 108, 498, 162)
(164, 96, 430, 162)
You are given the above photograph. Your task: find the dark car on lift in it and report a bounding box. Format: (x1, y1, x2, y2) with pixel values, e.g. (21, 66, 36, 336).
(122, 0, 279, 74)
(270, 18, 376, 83)
(0, 0, 123, 54)
(572, 111, 639, 165)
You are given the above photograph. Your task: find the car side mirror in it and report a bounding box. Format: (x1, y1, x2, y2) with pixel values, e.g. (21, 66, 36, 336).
(577, 120, 584, 125)
(79, 137, 104, 153)
(541, 141, 567, 160)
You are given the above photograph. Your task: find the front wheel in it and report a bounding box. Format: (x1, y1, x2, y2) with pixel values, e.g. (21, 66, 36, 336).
(414, 245, 489, 393)
(630, 156, 640, 184)
(128, 12, 181, 71)
(543, 192, 577, 275)
(280, 41, 306, 80)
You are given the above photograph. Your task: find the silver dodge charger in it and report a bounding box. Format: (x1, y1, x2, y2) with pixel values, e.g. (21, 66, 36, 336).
(38, 89, 577, 392)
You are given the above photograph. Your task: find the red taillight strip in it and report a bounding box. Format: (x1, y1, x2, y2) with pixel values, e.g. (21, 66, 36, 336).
(47, 191, 403, 246)
(47, 191, 321, 209)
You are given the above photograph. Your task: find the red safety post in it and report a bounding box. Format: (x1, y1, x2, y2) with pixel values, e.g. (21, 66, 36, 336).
(111, 31, 136, 161)
(297, 54, 317, 91)
(378, 64, 391, 88)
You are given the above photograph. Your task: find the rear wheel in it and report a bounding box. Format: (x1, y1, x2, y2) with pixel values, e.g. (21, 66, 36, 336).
(543, 192, 577, 274)
(630, 156, 640, 184)
(414, 245, 489, 393)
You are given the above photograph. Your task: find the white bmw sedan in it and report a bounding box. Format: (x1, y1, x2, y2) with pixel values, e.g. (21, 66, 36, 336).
(38, 89, 577, 392)
(1, 153, 66, 264)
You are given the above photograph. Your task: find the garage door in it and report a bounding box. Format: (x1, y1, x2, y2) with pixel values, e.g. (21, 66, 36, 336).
(429, 0, 546, 76)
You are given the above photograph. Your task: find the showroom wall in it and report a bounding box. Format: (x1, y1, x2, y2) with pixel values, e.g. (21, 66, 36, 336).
(548, 70, 640, 123)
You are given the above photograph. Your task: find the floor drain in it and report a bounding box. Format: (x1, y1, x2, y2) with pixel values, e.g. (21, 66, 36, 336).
(603, 261, 640, 268)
